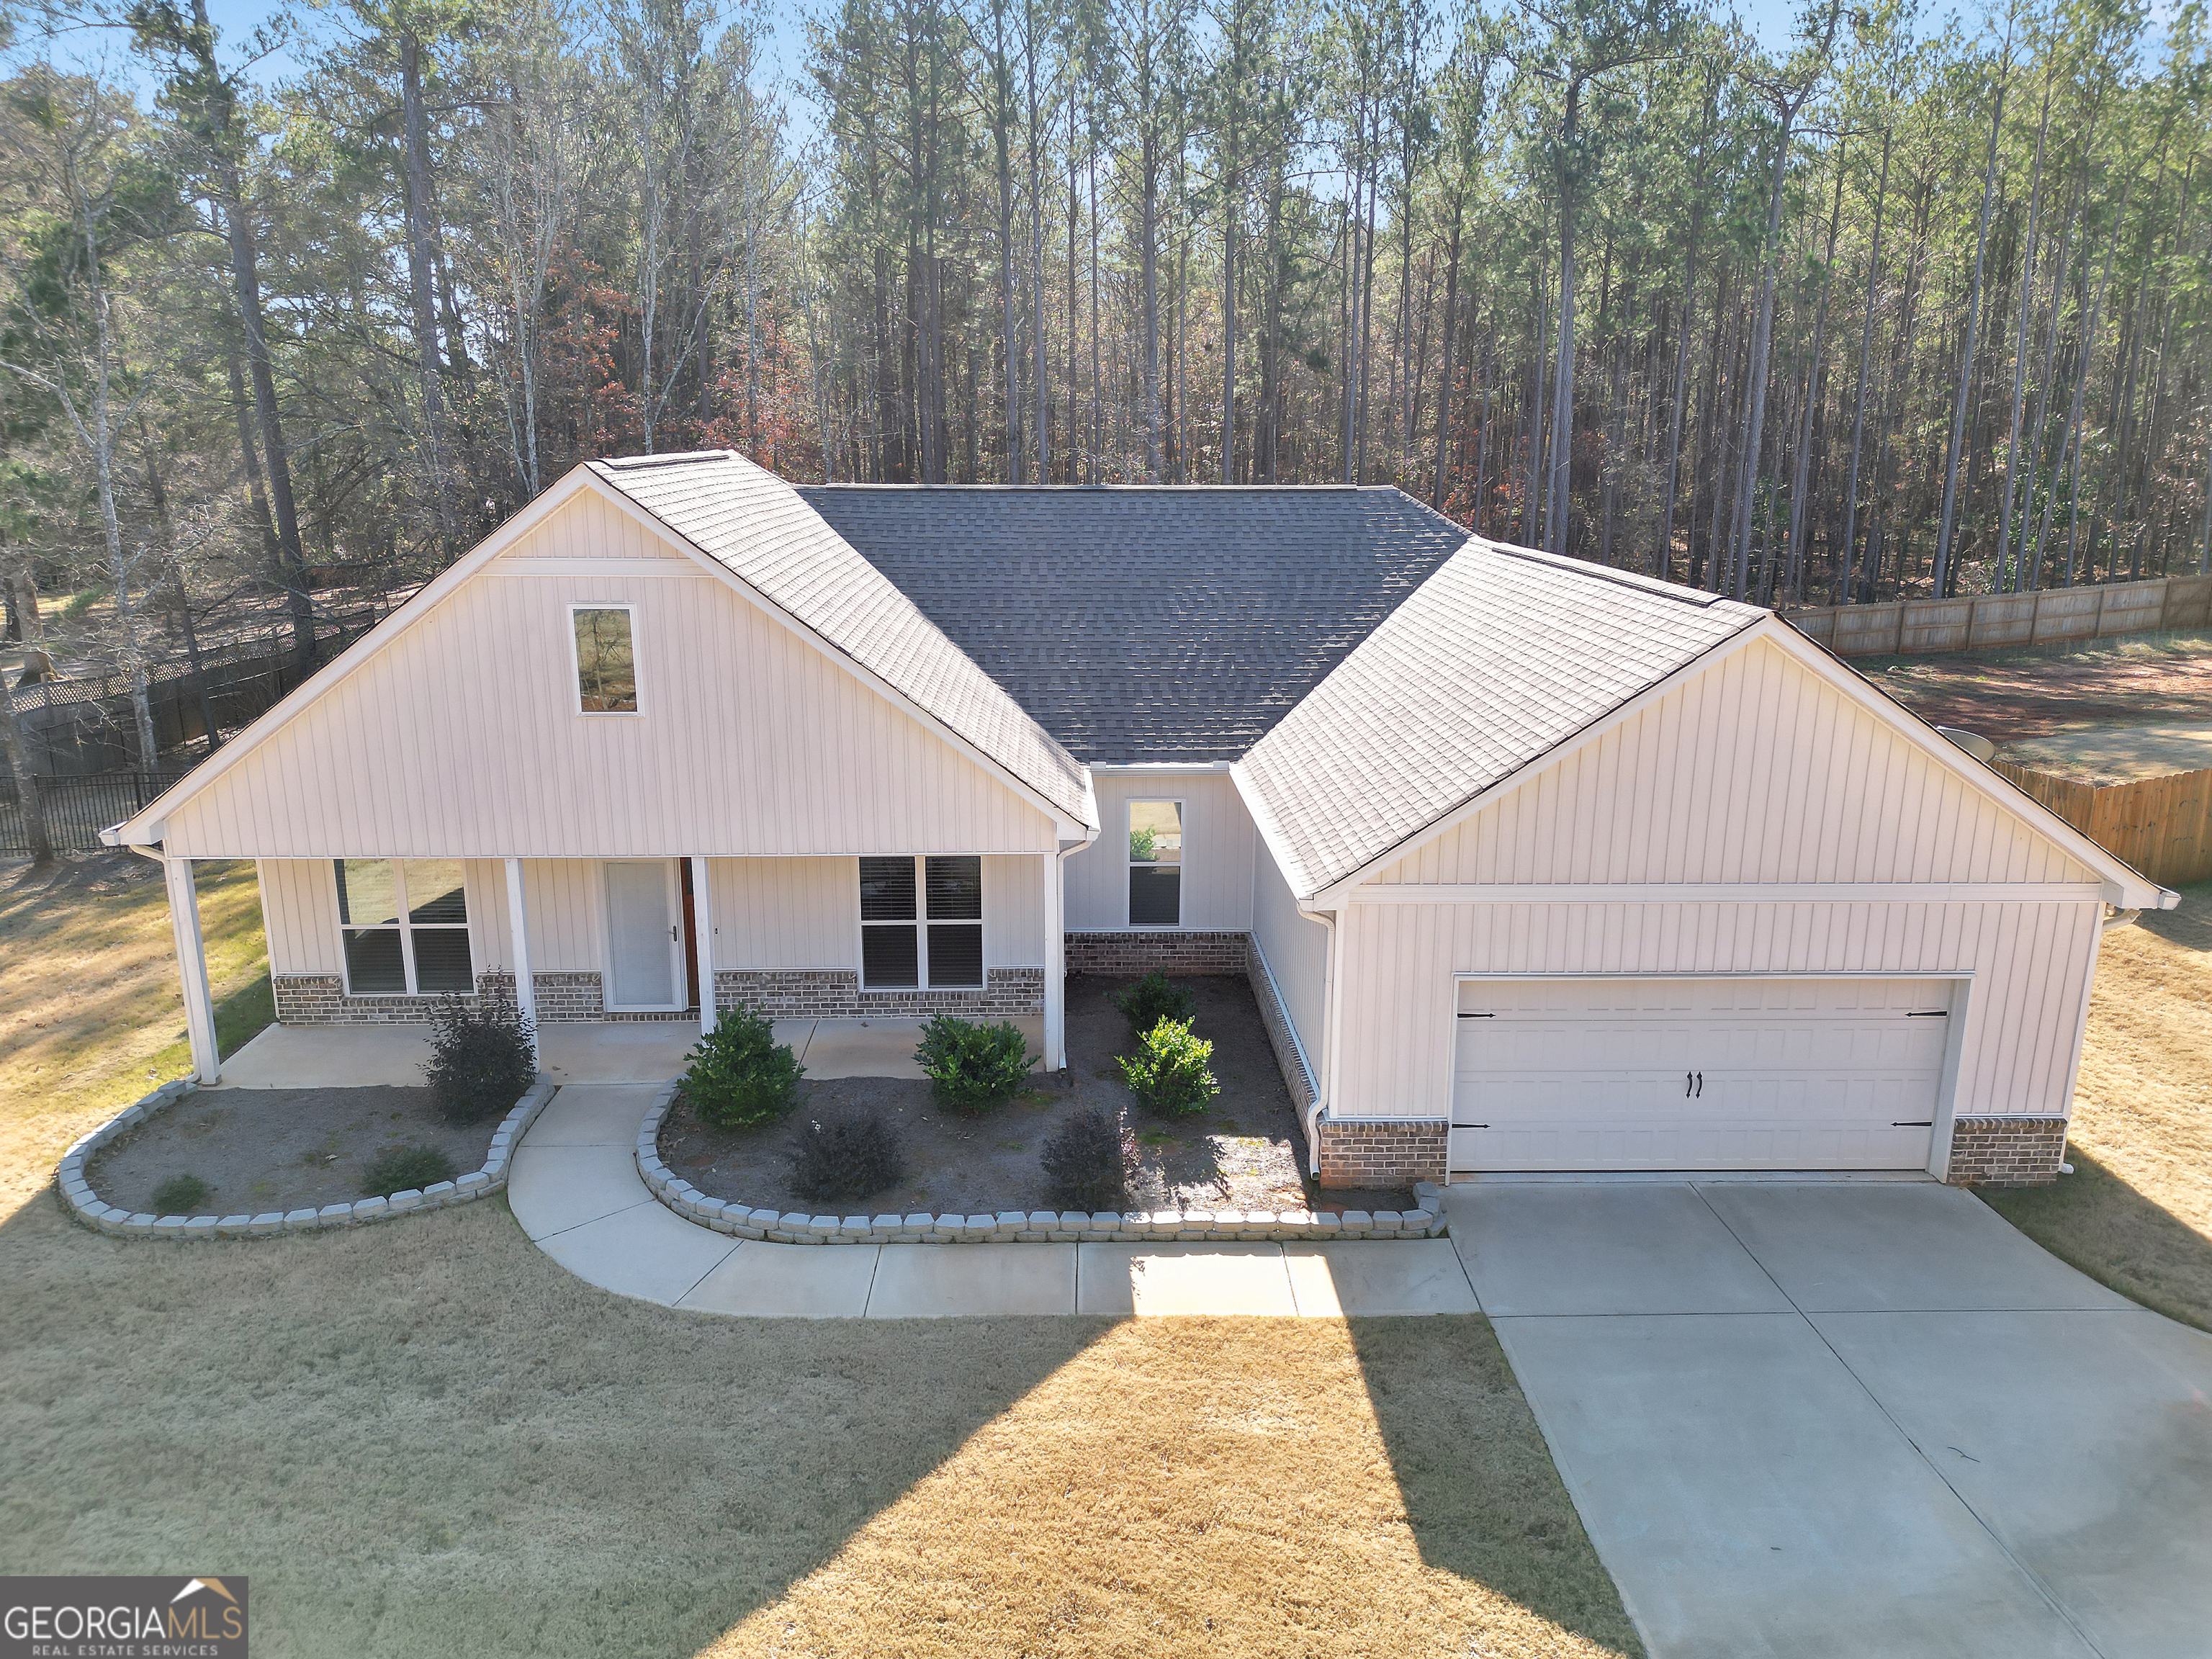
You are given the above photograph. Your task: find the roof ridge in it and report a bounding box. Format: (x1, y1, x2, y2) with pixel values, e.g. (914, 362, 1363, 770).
(595, 450, 737, 471)
(1472, 536, 1756, 613)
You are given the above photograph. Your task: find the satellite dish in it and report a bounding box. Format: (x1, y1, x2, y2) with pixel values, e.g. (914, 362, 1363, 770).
(1936, 725, 1997, 763)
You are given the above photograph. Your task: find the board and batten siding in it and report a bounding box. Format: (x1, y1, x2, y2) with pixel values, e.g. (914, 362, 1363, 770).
(1371, 637, 2098, 888)
(705, 853, 1046, 970)
(1064, 770, 1256, 931)
(159, 494, 1059, 860)
(1250, 835, 1329, 1070)
(266, 855, 603, 979)
(1333, 634, 2109, 1138)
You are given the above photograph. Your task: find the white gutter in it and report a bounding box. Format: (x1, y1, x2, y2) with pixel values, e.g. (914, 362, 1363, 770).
(2101, 905, 2144, 935)
(1293, 899, 1340, 1175)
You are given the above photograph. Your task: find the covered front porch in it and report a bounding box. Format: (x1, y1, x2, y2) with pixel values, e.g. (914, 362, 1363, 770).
(211, 1012, 1051, 1089)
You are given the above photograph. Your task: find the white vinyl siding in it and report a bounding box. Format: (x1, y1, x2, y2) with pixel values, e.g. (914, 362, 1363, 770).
(1250, 835, 1328, 1074)
(1066, 770, 1256, 930)
(1449, 976, 1954, 1173)
(156, 494, 1059, 860)
(1372, 637, 2098, 888)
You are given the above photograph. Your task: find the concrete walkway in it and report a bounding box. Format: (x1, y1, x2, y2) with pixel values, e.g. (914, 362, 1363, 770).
(507, 1084, 1479, 1318)
(1444, 1179, 2212, 1659)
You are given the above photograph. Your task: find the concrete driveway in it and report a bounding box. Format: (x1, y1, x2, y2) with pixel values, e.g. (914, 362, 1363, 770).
(1442, 1179, 2212, 1659)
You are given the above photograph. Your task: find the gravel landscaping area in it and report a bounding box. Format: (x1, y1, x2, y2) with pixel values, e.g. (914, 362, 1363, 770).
(660, 972, 1413, 1216)
(86, 1086, 496, 1216)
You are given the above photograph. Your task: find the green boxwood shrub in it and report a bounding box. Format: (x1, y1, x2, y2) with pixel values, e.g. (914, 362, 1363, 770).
(1111, 969, 1195, 1038)
(1040, 1108, 1134, 1210)
(151, 1172, 211, 1213)
(425, 993, 536, 1124)
(680, 1003, 804, 1129)
(1117, 1017, 1219, 1118)
(789, 1114, 905, 1202)
(914, 1015, 1035, 1117)
(361, 1145, 458, 1197)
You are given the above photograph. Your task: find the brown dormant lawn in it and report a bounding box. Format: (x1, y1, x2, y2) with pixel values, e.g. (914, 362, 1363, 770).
(1984, 881, 2212, 1331)
(0, 853, 1640, 1659)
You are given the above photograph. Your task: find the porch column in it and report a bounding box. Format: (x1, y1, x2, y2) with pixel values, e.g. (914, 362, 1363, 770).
(503, 857, 539, 1064)
(1043, 848, 1066, 1071)
(691, 855, 716, 1036)
(163, 855, 220, 1085)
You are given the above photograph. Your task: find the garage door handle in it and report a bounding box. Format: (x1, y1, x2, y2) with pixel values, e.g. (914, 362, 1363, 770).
(1694, 1071, 1705, 1098)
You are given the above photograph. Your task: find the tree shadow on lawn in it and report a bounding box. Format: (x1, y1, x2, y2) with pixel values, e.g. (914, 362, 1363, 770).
(1982, 1148, 2212, 1334)
(1345, 1317, 1647, 1658)
(0, 1187, 1640, 1658)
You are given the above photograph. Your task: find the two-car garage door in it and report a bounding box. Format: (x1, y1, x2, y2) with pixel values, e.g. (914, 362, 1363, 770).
(1449, 977, 1954, 1174)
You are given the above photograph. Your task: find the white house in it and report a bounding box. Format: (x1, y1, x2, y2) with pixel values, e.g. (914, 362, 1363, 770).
(106, 450, 2174, 1188)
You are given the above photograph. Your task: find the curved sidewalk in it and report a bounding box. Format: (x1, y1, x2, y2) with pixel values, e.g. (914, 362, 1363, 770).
(507, 1084, 1479, 1319)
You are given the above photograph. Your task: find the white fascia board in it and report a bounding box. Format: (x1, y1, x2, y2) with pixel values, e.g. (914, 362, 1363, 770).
(1351, 882, 2109, 904)
(1305, 619, 1766, 905)
(1087, 761, 1237, 773)
(1755, 616, 2176, 911)
(101, 464, 606, 848)
(588, 477, 1094, 840)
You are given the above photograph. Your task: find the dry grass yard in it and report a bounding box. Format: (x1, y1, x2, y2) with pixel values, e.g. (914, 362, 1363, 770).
(0, 855, 1640, 1659)
(1984, 882, 2212, 1331)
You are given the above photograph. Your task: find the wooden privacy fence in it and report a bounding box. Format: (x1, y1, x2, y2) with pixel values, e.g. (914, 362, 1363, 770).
(1786, 573, 2212, 657)
(1993, 760, 2212, 890)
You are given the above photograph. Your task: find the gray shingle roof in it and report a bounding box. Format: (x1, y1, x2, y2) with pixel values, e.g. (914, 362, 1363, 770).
(794, 484, 1472, 764)
(591, 453, 1094, 827)
(1238, 539, 1765, 897)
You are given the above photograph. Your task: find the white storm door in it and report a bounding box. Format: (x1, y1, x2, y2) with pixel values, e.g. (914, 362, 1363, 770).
(603, 860, 684, 1011)
(1449, 977, 1953, 1174)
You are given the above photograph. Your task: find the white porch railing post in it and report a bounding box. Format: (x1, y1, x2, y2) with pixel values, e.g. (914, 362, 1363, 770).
(163, 855, 220, 1084)
(1044, 848, 1066, 1071)
(691, 855, 715, 1038)
(504, 857, 538, 1064)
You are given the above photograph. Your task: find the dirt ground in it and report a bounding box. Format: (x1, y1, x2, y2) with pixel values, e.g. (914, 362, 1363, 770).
(1861, 629, 2212, 745)
(662, 973, 1414, 1215)
(86, 1086, 497, 1216)
(1998, 720, 2212, 784)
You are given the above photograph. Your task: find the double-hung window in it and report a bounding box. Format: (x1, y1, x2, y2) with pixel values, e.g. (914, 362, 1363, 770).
(1128, 801, 1183, 927)
(335, 859, 474, 994)
(859, 855, 984, 989)
(571, 605, 638, 713)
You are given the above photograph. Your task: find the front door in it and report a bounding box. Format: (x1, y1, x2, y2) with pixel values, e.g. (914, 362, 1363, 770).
(604, 860, 685, 1012)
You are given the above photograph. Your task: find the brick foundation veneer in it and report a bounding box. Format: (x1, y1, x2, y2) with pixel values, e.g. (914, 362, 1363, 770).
(1316, 1116, 1449, 1188)
(274, 970, 613, 1024)
(713, 966, 1045, 1020)
(1946, 1115, 2068, 1186)
(1065, 930, 1251, 976)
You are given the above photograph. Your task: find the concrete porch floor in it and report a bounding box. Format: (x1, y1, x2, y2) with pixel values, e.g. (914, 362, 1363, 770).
(212, 1015, 1049, 1089)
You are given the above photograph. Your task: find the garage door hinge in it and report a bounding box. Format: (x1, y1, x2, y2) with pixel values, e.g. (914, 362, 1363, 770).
(1457, 1011, 1494, 1018)
(1906, 1010, 1949, 1017)
(1892, 1120, 1934, 1127)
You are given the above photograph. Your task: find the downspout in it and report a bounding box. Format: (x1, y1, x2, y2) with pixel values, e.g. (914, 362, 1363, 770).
(1051, 775, 1102, 1073)
(2100, 905, 2141, 935)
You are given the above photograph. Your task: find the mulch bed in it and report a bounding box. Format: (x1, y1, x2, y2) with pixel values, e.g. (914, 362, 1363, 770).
(87, 1086, 497, 1216)
(660, 972, 1414, 1216)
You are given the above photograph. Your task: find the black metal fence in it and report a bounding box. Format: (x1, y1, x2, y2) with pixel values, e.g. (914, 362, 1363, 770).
(0, 768, 192, 855)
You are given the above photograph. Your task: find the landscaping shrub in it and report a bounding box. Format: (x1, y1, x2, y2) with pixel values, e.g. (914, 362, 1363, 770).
(680, 1003, 804, 1129)
(1040, 1108, 1134, 1211)
(788, 1113, 905, 1202)
(425, 994, 536, 1124)
(1111, 969, 1195, 1038)
(151, 1172, 211, 1214)
(914, 1015, 1035, 1117)
(361, 1145, 458, 1197)
(1117, 1017, 1220, 1118)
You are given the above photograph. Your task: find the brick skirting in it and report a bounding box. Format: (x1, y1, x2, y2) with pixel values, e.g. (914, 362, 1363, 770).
(1316, 1116, 1449, 1188)
(1946, 1115, 2068, 1186)
(713, 966, 1045, 1020)
(1064, 931, 1251, 976)
(274, 970, 613, 1024)
(1246, 948, 1316, 1114)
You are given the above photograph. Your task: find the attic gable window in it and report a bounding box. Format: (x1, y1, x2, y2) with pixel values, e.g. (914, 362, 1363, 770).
(571, 605, 638, 714)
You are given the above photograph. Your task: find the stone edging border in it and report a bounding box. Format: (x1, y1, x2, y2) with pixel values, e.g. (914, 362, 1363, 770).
(634, 1083, 1447, 1245)
(57, 1074, 559, 1240)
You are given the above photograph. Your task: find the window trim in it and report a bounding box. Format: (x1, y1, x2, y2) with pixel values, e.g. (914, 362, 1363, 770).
(567, 601, 643, 717)
(331, 858, 476, 997)
(857, 855, 988, 992)
(1126, 798, 1187, 930)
